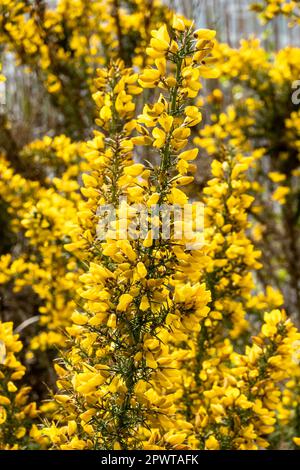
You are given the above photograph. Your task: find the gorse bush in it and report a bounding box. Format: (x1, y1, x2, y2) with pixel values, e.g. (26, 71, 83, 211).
(0, 0, 300, 451)
(198, 38, 300, 320)
(0, 0, 171, 138)
(0, 322, 38, 449)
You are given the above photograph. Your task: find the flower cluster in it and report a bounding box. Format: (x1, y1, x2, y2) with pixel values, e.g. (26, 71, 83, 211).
(1, 0, 300, 453)
(197, 37, 300, 319)
(0, 321, 39, 449)
(36, 19, 218, 450)
(251, 0, 300, 25)
(194, 309, 300, 449)
(0, 0, 172, 137)
(0, 137, 86, 351)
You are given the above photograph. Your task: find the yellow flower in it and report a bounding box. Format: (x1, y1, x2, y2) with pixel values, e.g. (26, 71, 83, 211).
(168, 187, 188, 205)
(293, 437, 300, 446)
(0, 407, 7, 425)
(150, 25, 170, 53)
(124, 163, 145, 176)
(71, 312, 88, 326)
(172, 15, 186, 32)
(139, 69, 161, 88)
(136, 262, 147, 279)
(194, 28, 216, 40)
(205, 435, 220, 450)
(153, 127, 166, 148)
(7, 381, 17, 393)
(272, 186, 290, 204)
(117, 294, 134, 312)
(268, 171, 286, 183)
(107, 314, 117, 329)
(178, 148, 199, 161)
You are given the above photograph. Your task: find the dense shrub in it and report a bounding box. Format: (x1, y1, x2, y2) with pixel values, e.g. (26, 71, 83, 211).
(0, 0, 300, 450)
